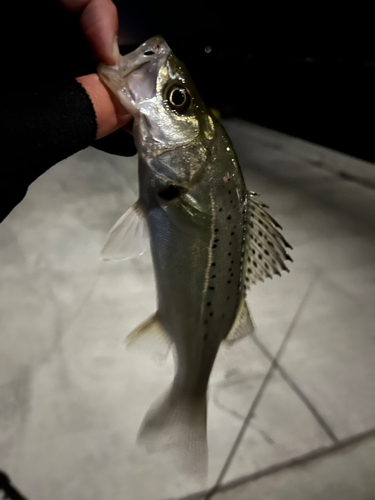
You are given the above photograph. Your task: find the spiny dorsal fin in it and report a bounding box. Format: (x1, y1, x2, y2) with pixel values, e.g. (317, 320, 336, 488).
(244, 192, 292, 288)
(101, 200, 149, 260)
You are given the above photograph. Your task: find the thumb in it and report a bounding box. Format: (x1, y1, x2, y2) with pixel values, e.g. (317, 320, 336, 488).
(60, 0, 119, 65)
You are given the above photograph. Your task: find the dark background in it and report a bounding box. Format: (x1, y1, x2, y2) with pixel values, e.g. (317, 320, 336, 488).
(115, 2, 374, 163)
(6, 1, 374, 163)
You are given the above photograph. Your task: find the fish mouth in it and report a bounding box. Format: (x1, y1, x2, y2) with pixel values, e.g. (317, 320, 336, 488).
(98, 36, 171, 114)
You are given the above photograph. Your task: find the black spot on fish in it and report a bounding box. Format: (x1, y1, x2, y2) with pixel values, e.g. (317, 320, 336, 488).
(229, 241, 232, 245)
(231, 273, 234, 277)
(204, 320, 208, 325)
(212, 244, 217, 249)
(222, 313, 225, 318)
(250, 223, 254, 228)
(254, 261, 258, 268)
(207, 302, 211, 307)
(229, 268, 232, 271)
(227, 215, 232, 220)
(231, 232, 234, 236)
(259, 254, 263, 259)
(265, 263, 269, 269)
(231, 260, 234, 264)
(227, 280, 231, 284)
(215, 228, 219, 233)
(209, 312, 214, 317)
(212, 262, 216, 266)
(228, 191, 231, 194)
(247, 267, 251, 273)
(219, 208, 223, 212)
(214, 239, 219, 243)
(258, 230, 262, 236)
(265, 250, 270, 255)
(245, 276, 249, 282)
(204, 333, 208, 340)
(211, 275, 216, 278)
(252, 249, 256, 254)
(227, 296, 230, 300)
(209, 286, 215, 290)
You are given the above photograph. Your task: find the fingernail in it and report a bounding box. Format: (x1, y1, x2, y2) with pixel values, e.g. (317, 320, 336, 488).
(112, 35, 120, 65)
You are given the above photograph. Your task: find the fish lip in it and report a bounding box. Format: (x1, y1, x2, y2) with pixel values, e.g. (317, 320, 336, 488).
(99, 36, 171, 81)
(121, 60, 148, 80)
(97, 36, 171, 114)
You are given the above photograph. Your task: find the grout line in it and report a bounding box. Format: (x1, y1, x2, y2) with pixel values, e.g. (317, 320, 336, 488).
(216, 426, 375, 496)
(252, 333, 339, 443)
(203, 273, 319, 499)
(168, 426, 375, 500)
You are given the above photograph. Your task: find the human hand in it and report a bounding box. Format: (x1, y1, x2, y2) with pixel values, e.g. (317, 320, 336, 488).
(76, 73, 133, 140)
(59, 0, 120, 65)
(60, 0, 133, 140)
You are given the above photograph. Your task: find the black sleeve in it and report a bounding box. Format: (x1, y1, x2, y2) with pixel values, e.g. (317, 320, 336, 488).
(0, 79, 97, 223)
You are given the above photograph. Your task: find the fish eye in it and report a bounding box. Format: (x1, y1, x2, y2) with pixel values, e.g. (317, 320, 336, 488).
(167, 85, 191, 113)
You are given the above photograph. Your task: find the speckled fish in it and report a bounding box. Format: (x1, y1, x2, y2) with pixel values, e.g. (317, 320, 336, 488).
(98, 36, 292, 471)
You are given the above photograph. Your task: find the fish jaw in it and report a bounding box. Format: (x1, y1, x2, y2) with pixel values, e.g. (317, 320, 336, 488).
(98, 36, 171, 117)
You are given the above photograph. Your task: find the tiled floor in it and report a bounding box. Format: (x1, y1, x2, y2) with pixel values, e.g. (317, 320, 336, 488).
(1, 120, 374, 500)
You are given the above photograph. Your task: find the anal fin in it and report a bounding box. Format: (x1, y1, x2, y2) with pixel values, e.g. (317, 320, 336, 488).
(126, 313, 172, 362)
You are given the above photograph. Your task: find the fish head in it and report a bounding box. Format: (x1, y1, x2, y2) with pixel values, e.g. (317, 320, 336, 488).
(98, 36, 215, 161)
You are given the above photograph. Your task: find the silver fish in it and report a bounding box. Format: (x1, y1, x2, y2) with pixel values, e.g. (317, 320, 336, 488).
(98, 36, 292, 472)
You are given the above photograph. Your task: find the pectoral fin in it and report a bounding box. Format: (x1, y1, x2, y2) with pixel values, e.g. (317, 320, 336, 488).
(101, 200, 148, 260)
(224, 298, 254, 347)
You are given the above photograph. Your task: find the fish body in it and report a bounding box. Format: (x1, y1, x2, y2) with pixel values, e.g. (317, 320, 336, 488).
(98, 37, 291, 471)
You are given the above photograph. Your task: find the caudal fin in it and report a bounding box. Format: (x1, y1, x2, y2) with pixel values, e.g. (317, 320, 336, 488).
(138, 387, 208, 476)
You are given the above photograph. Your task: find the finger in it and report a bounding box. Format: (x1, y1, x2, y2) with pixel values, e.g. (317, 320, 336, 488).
(76, 73, 133, 139)
(122, 120, 134, 136)
(61, 0, 119, 65)
(81, 0, 119, 65)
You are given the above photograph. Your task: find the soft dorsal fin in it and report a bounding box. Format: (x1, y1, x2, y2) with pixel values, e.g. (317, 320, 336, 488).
(101, 200, 149, 260)
(224, 297, 254, 346)
(244, 192, 293, 288)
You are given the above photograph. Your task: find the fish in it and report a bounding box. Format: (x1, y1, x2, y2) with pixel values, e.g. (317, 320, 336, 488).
(97, 36, 292, 473)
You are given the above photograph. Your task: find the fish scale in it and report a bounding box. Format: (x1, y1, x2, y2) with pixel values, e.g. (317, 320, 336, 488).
(200, 140, 246, 346)
(98, 36, 291, 474)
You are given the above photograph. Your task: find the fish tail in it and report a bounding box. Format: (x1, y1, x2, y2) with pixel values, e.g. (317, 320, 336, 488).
(137, 385, 208, 476)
